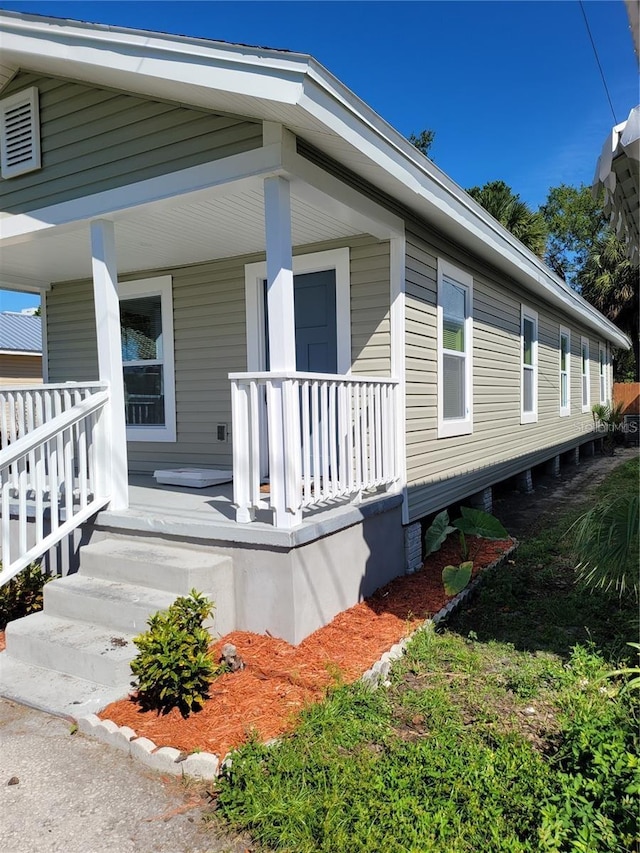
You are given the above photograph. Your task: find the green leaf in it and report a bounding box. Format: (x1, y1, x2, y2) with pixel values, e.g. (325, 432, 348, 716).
(424, 510, 456, 557)
(442, 561, 473, 596)
(453, 507, 509, 540)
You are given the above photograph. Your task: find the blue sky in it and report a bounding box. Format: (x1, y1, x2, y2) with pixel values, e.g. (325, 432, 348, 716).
(0, 0, 637, 312)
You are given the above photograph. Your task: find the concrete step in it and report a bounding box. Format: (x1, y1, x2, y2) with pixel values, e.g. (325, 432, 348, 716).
(0, 652, 129, 718)
(44, 575, 177, 635)
(80, 537, 233, 594)
(79, 536, 236, 636)
(4, 612, 136, 688)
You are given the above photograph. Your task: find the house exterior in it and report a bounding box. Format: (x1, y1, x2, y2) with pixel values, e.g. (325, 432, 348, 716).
(0, 311, 42, 386)
(0, 12, 631, 711)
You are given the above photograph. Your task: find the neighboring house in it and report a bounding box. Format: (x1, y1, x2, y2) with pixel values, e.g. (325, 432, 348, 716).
(0, 311, 42, 385)
(0, 12, 631, 713)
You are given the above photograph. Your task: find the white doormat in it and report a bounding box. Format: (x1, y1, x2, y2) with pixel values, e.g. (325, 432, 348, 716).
(153, 468, 233, 488)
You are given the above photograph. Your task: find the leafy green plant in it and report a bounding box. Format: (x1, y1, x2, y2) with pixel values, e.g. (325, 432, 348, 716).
(0, 562, 52, 630)
(539, 647, 639, 853)
(592, 401, 625, 454)
(601, 642, 640, 694)
(424, 507, 509, 596)
(569, 493, 639, 599)
(130, 589, 217, 717)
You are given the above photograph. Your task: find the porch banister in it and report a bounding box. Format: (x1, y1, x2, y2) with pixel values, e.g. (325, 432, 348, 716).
(90, 219, 129, 511)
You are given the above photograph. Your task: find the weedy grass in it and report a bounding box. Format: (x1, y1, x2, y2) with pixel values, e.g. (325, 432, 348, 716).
(212, 459, 639, 853)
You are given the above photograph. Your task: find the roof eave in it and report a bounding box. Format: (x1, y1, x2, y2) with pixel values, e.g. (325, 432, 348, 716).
(0, 11, 630, 349)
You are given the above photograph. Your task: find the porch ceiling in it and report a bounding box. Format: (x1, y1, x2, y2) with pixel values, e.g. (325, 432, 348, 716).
(0, 178, 366, 287)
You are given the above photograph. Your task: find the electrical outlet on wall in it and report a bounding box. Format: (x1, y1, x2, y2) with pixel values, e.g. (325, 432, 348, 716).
(216, 423, 228, 442)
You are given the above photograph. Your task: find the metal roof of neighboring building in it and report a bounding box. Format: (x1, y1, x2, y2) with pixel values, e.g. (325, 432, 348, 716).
(0, 312, 42, 353)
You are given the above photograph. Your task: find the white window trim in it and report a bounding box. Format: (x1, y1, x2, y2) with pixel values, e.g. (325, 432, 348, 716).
(120, 276, 176, 443)
(520, 305, 538, 424)
(598, 342, 607, 404)
(437, 258, 473, 438)
(244, 247, 351, 374)
(559, 326, 571, 417)
(581, 336, 590, 413)
(0, 86, 41, 179)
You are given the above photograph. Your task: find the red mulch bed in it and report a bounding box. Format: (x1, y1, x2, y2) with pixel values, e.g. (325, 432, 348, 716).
(0, 630, 5, 653)
(100, 538, 513, 757)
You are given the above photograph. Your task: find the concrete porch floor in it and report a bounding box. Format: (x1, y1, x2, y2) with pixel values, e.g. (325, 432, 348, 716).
(95, 474, 403, 549)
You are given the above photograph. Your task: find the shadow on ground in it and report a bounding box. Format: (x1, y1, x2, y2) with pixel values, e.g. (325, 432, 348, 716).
(447, 448, 639, 662)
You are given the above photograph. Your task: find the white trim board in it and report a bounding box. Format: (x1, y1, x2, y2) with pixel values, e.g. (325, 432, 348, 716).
(119, 275, 176, 443)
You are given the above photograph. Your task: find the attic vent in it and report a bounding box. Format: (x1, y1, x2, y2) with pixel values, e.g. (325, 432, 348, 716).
(0, 87, 41, 179)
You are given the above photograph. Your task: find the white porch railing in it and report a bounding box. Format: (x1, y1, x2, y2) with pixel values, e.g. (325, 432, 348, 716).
(230, 372, 400, 527)
(0, 383, 111, 587)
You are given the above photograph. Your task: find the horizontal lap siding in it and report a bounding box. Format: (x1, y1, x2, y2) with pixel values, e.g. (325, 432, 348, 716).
(405, 227, 607, 522)
(0, 354, 43, 384)
(350, 239, 391, 375)
(0, 71, 262, 214)
(45, 236, 390, 473)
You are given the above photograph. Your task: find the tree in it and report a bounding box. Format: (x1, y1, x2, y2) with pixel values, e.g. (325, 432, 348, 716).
(408, 129, 435, 158)
(579, 229, 639, 380)
(466, 180, 547, 257)
(540, 184, 607, 286)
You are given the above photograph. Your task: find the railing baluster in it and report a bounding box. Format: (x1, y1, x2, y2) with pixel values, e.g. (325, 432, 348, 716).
(328, 382, 337, 498)
(249, 380, 261, 510)
(302, 380, 312, 506)
(311, 381, 321, 500)
(2, 474, 10, 570)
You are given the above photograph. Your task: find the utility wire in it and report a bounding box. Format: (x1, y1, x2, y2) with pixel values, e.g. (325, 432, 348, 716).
(579, 0, 618, 124)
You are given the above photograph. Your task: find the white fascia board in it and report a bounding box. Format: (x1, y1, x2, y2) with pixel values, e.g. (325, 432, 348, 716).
(0, 13, 307, 105)
(0, 144, 284, 246)
(0, 349, 41, 356)
(0, 274, 50, 292)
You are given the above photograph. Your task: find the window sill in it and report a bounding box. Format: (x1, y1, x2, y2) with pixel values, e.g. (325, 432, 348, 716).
(520, 412, 538, 425)
(437, 419, 473, 439)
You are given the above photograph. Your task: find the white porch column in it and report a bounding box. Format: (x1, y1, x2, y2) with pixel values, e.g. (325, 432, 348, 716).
(90, 219, 129, 510)
(263, 176, 301, 528)
(264, 176, 296, 371)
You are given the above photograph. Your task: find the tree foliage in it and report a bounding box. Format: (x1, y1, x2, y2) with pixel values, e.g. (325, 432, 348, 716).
(408, 128, 435, 158)
(467, 180, 548, 257)
(540, 184, 607, 285)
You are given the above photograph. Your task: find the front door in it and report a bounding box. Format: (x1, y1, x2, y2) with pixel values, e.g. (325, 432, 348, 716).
(293, 269, 337, 373)
(261, 268, 338, 480)
(264, 268, 338, 372)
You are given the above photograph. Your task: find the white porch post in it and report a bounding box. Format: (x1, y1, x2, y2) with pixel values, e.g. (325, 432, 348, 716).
(90, 219, 129, 511)
(263, 175, 301, 528)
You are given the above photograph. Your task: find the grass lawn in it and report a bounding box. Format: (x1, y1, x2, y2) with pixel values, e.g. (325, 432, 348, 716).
(209, 457, 639, 853)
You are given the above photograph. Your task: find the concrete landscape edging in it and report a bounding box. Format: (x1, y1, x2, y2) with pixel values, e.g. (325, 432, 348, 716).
(76, 541, 518, 780)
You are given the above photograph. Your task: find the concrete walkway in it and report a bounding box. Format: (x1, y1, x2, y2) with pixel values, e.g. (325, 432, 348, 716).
(0, 699, 251, 853)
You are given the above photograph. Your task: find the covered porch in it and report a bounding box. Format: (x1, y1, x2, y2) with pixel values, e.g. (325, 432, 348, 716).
(0, 124, 406, 582)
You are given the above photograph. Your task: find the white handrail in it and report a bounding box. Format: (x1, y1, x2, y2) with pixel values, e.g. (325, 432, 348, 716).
(0, 388, 111, 588)
(231, 372, 400, 528)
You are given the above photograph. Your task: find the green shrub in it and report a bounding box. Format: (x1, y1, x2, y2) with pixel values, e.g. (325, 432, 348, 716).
(130, 589, 217, 717)
(0, 562, 51, 630)
(539, 648, 640, 852)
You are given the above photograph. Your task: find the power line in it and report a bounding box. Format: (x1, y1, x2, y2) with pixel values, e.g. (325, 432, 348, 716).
(579, 0, 618, 124)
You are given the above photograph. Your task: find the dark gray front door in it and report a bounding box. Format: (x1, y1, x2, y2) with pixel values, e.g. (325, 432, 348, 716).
(264, 268, 338, 372)
(293, 270, 337, 373)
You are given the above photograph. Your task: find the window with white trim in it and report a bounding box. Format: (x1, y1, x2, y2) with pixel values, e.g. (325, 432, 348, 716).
(437, 259, 473, 438)
(119, 276, 176, 442)
(559, 327, 571, 417)
(599, 344, 607, 404)
(581, 337, 590, 412)
(0, 87, 41, 179)
(521, 306, 538, 424)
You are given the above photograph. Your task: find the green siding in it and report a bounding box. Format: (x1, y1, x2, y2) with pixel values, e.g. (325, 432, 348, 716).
(0, 71, 262, 214)
(404, 227, 608, 522)
(45, 236, 391, 473)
